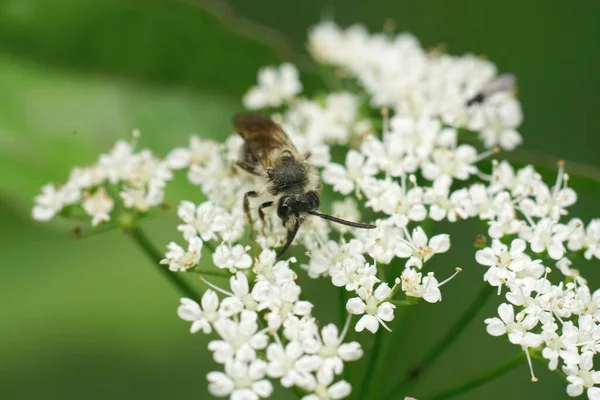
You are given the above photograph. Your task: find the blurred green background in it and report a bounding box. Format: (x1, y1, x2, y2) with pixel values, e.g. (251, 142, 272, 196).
(1, 0, 599, 399)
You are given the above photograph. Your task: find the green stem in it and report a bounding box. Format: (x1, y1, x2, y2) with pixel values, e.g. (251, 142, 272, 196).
(384, 284, 494, 399)
(359, 328, 385, 399)
(129, 226, 200, 299)
(339, 286, 347, 325)
(426, 353, 525, 400)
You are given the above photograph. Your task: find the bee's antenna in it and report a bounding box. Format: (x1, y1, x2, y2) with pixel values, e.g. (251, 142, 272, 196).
(308, 211, 377, 229)
(276, 219, 301, 260)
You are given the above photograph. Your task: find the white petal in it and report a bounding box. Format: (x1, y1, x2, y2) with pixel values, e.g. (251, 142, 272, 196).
(498, 303, 515, 324)
(346, 298, 366, 315)
(328, 380, 352, 399)
(202, 290, 220, 312)
(430, 234, 450, 253)
(412, 227, 428, 247)
(588, 387, 600, 400)
(338, 342, 363, 361)
(252, 380, 273, 398)
(485, 318, 507, 336)
(356, 315, 379, 333)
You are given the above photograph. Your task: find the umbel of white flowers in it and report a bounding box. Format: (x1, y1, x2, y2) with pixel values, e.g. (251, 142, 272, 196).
(33, 21, 600, 400)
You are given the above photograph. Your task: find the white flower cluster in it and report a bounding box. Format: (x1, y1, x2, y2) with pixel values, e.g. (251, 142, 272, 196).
(475, 162, 600, 399)
(32, 134, 172, 227)
(308, 22, 523, 151)
(32, 20, 600, 400)
(176, 247, 363, 400)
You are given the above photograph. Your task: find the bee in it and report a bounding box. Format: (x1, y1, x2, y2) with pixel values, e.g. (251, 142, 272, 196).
(233, 113, 376, 259)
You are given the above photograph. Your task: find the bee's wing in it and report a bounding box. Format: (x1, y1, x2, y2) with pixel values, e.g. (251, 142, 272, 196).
(233, 113, 300, 169)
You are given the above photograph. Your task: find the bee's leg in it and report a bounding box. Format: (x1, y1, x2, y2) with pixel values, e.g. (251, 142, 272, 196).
(258, 201, 274, 236)
(236, 161, 260, 176)
(303, 152, 311, 160)
(243, 191, 259, 237)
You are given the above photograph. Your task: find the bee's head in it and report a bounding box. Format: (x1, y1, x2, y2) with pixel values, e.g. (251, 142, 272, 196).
(277, 196, 299, 220)
(277, 192, 320, 221)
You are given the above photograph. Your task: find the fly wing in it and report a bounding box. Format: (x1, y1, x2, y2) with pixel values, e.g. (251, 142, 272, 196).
(233, 113, 299, 169)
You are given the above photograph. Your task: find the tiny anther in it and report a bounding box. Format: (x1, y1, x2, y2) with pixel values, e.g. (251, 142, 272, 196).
(375, 237, 381, 244)
(161, 202, 170, 210)
(531, 377, 538, 383)
(381, 107, 389, 117)
(557, 160, 565, 168)
(198, 276, 204, 282)
(293, 274, 298, 280)
(455, 267, 463, 273)
(492, 146, 501, 154)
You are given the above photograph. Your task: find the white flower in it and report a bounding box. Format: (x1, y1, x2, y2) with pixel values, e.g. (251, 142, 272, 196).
(484, 303, 541, 347)
(209, 311, 269, 364)
(32, 183, 80, 221)
(563, 351, 600, 398)
(477, 93, 523, 151)
(301, 368, 352, 400)
(213, 243, 253, 273)
(395, 226, 450, 268)
(310, 323, 363, 375)
(421, 145, 478, 181)
(98, 140, 135, 183)
(476, 239, 539, 289)
(243, 63, 302, 109)
(322, 150, 377, 196)
(81, 187, 114, 226)
(347, 282, 395, 333)
(520, 218, 569, 260)
(177, 291, 221, 334)
(568, 219, 600, 260)
(331, 198, 361, 234)
(207, 358, 273, 399)
(423, 176, 468, 222)
(266, 341, 322, 388)
(401, 269, 443, 303)
(177, 201, 228, 242)
(160, 237, 203, 272)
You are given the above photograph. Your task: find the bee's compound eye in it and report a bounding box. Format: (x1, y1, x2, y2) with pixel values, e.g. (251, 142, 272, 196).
(277, 203, 292, 219)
